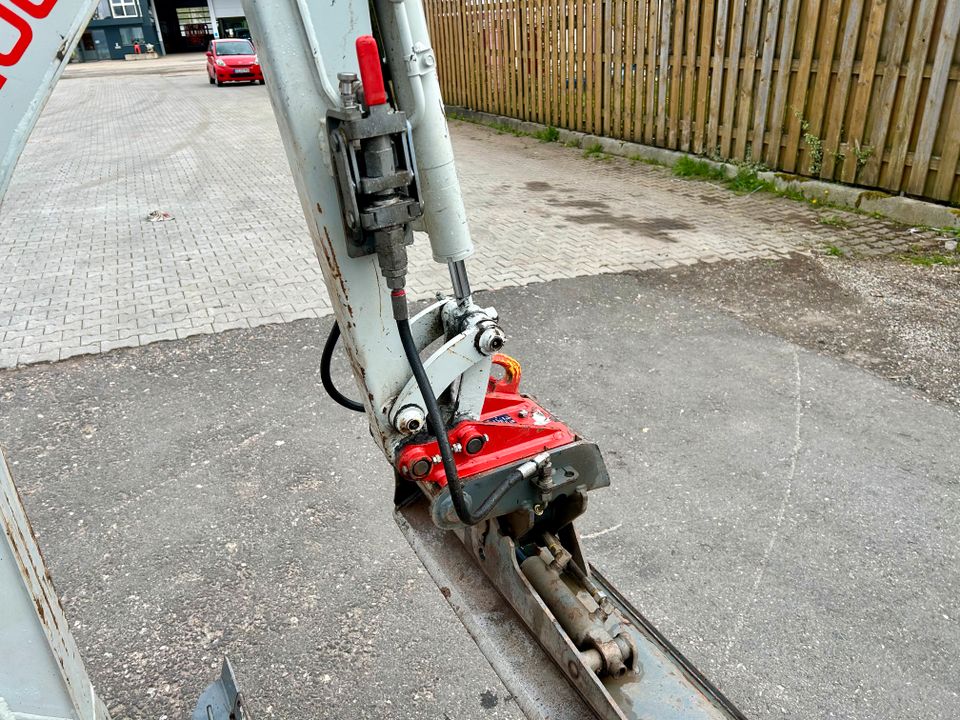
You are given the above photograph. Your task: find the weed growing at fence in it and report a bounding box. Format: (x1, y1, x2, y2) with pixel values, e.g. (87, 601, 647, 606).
(727, 167, 774, 194)
(673, 157, 725, 181)
(535, 126, 560, 143)
(818, 215, 853, 229)
(583, 143, 605, 159)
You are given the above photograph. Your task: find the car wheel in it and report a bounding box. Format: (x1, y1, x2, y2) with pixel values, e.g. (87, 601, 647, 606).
(258, 79, 265, 85)
(216, 76, 223, 87)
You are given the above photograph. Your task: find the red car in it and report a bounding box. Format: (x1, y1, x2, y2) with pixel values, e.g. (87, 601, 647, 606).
(206, 38, 264, 86)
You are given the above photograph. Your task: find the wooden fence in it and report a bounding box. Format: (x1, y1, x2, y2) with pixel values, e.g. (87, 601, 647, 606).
(424, 0, 960, 204)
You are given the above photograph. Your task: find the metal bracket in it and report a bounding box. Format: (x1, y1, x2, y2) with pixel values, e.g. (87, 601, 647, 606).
(327, 106, 422, 259)
(428, 441, 610, 530)
(192, 657, 249, 720)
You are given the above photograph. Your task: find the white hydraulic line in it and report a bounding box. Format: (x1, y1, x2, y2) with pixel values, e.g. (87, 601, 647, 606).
(388, 0, 426, 127)
(294, 0, 342, 107)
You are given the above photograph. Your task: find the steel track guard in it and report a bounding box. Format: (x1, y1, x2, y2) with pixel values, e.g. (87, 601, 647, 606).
(396, 496, 747, 720)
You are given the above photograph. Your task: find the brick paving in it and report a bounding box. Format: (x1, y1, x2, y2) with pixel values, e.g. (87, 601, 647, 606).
(0, 58, 932, 368)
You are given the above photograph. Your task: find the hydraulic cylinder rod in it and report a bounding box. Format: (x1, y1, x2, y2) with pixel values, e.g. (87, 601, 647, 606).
(373, 0, 475, 264)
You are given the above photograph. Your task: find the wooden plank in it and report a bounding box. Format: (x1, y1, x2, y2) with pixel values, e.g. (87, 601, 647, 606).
(570, 0, 586, 131)
(602, 0, 612, 137)
(781, 0, 823, 174)
(819, 0, 864, 178)
(693, 0, 716, 152)
(534, 0, 550, 124)
(634, 0, 649, 142)
(457, 0, 470, 109)
(907, 0, 960, 195)
(719, 0, 747, 157)
(733, 0, 763, 159)
(681, 0, 701, 150)
(667, 0, 686, 147)
(656, 0, 674, 143)
(839, 0, 887, 183)
(440, 0, 455, 105)
(705, 0, 730, 154)
(550, 0, 566, 127)
(499, 0, 508, 116)
(526, 0, 532, 120)
(858, 0, 917, 185)
(750, 0, 782, 161)
(452, 0, 463, 103)
(797, 0, 843, 176)
(611, 0, 625, 137)
(593, 0, 604, 134)
(578, 0, 596, 133)
(765, 0, 802, 167)
(568, 0, 576, 129)
(644, 0, 659, 142)
(624, 0, 638, 140)
(932, 83, 960, 199)
(878, 0, 937, 189)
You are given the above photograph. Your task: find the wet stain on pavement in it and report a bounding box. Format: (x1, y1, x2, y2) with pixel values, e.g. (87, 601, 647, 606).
(561, 214, 692, 242)
(525, 181, 553, 191)
(479, 690, 499, 709)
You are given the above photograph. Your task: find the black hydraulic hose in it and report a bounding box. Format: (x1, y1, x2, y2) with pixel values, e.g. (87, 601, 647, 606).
(392, 288, 525, 526)
(320, 322, 365, 413)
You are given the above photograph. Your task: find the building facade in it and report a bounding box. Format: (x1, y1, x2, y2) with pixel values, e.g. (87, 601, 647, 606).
(77, 0, 163, 61)
(76, 0, 250, 61)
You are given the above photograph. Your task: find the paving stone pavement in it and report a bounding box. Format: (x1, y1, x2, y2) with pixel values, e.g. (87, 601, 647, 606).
(0, 59, 933, 368)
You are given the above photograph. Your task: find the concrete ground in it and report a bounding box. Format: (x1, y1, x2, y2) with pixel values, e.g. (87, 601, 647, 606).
(1, 58, 958, 720)
(1, 275, 957, 719)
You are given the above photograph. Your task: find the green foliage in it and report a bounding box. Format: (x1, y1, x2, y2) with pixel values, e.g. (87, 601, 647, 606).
(818, 214, 852, 229)
(628, 154, 667, 167)
(673, 156, 725, 180)
(489, 121, 525, 137)
(899, 253, 960, 267)
(583, 143, 605, 158)
(726, 167, 773, 194)
(824, 245, 845, 257)
(535, 126, 560, 143)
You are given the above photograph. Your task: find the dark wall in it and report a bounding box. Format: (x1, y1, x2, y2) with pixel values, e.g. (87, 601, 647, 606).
(87, 17, 161, 60)
(154, 0, 212, 54)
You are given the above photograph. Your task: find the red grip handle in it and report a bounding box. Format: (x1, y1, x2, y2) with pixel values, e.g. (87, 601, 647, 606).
(356, 35, 387, 107)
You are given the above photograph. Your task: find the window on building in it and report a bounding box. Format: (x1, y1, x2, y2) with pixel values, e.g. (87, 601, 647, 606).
(92, 0, 111, 19)
(118, 26, 145, 46)
(177, 7, 213, 37)
(110, 0, 139, 18)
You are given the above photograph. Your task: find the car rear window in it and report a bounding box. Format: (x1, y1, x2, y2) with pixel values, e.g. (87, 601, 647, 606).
(216, 40, 255, 56)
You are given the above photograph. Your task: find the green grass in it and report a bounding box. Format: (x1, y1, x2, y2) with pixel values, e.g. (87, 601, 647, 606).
(898, 252, 960, 267)
(673, 156, 726, 181)
(534, 126, 560, 143)
(628, 154, 667, 167)
(726, 167, 774, 194)
(489, 121, 525, 137)
(583, 142, 605, 159)
(818, 214, 853, 229)
(824, 244, 845, 257)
